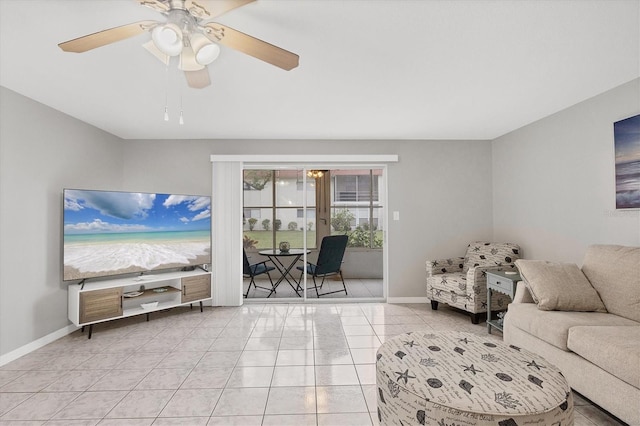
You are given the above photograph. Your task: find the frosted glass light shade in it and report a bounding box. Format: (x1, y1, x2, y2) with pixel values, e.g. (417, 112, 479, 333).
(190, 32, 220, 65)
(196, 43, 220, 65)
(152, 23, 183, 57)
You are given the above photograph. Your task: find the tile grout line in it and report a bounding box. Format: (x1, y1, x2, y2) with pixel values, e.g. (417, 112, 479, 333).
(260, 303, 286, 423)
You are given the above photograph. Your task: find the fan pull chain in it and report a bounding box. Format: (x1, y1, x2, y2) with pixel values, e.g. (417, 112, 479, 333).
(162, 59, 185, 125)
(164, 63, 170, 121)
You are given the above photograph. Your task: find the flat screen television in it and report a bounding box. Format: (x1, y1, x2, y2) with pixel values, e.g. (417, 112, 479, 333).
(63, 189, 211, 281)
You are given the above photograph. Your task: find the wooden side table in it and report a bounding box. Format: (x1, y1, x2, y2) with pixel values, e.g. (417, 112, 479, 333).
(486, 270, 521, 334)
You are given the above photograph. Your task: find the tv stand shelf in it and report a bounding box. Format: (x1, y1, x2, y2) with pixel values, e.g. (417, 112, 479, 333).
(125, 286, 181, 299)
(68, 270, 211, 338)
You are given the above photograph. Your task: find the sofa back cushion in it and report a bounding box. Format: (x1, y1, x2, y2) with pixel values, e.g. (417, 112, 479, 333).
(581, 245, 640, 322)
(463, 241, 520, 273)
(515, 260, 607, 312)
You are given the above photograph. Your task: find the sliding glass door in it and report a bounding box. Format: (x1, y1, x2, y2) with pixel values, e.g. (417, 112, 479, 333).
(242, 166, 385, 301)
(325, 169, 385, 299)
(243, 169, 314, 300)
(243, 170, 315, 252)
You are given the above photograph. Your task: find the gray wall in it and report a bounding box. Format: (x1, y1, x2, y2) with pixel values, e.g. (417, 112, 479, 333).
(0, 87, 124, 356)
(7, 78, 636, 358)
(492, 78, 640, 265)
(121, 139, 495, 299)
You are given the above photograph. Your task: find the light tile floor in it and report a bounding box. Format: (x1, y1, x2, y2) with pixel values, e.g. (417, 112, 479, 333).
(244, 278, 383, 299)
(0, 303, 626, 425)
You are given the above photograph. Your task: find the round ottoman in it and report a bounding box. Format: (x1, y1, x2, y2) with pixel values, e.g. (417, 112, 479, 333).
(376, 331, 573, 425)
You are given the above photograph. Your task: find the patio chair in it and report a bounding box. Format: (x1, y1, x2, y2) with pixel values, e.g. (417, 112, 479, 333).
(296, 235, 349, 297)
(243, 249, 276, 298)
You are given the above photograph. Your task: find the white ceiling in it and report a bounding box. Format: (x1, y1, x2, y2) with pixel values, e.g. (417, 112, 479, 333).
(1, 0, 638, 140)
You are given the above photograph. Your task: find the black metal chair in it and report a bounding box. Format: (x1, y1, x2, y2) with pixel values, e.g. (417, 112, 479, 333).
(243, 249, 276, 298)
(296, 235, 349, 297)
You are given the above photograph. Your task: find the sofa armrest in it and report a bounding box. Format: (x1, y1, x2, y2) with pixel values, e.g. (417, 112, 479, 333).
(513, 281, 535, 303)
(426, 257, 465, 277)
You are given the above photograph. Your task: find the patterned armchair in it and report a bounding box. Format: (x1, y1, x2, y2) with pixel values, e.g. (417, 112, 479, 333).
(425, 241, 521, 324)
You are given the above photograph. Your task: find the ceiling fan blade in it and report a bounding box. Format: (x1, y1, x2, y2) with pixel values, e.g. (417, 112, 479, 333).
(59, 20, 158, 53)
(142, 40, 169, 65)
(179, 45, 205, 72)
(136, 0, 170, 13)
(185, 0, 255, 19)
(204, 23, 299, 71)
(184, 68, 211, 89)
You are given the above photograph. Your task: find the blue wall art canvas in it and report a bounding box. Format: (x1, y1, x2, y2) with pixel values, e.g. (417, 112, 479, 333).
(613, 114, 640, 209)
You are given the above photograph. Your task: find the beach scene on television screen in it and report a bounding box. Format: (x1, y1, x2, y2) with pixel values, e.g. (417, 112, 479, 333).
(64, 190, 211, 280)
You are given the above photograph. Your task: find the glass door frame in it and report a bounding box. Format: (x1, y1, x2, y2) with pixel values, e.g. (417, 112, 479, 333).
(210, 155, 396, 307)
(241, 162, 389, 304)
(243, 165, 312, 301)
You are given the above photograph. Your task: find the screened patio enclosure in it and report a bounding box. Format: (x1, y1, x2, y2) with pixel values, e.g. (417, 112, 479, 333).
(210, 155, 397, 306)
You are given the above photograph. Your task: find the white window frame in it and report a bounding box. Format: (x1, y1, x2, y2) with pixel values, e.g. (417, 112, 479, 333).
(210, 155, 397, 306)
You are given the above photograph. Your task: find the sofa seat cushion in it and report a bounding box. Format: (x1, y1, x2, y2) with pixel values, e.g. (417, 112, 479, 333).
(427, 272, 467, 293)
(506, 303, 639, 350)
(568, 326, 640, 389)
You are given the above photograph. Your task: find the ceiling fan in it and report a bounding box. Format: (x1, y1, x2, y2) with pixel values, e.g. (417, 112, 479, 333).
(58, 0, 299, 89)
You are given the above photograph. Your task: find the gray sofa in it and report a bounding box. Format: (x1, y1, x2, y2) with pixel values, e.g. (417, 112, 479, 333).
(504, 244, 640, 425)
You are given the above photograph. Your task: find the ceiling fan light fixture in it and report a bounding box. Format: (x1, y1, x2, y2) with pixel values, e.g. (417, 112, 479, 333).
(307, 170, 326, 179)
(190, 32, 220, 65)
(152, 23, 183, 56)
(196, 43, 220, 65)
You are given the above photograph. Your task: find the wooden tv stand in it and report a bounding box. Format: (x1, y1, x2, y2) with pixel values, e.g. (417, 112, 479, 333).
(68, 270, 211, 338)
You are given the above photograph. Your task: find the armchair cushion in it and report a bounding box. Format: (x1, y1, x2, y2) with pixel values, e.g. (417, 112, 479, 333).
(463, 241, 520, 273)
(431, 273, 467, 293)
(515, 259, 607, 312)
(426, 257, 465, 277)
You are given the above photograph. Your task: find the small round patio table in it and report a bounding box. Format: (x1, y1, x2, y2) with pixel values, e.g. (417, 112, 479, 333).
(258, 249, 309, 297)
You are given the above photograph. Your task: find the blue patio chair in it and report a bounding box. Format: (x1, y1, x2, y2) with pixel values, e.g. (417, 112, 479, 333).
(243, 249, 276, 298)
(296, 235, 348, 297)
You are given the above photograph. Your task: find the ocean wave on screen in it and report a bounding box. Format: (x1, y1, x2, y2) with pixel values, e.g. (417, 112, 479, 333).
(64, 242, 210, 273)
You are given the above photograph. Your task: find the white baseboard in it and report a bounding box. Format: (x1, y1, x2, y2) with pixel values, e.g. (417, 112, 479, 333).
(0, 324, 77, 367)
(387, 297, 429, 304)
